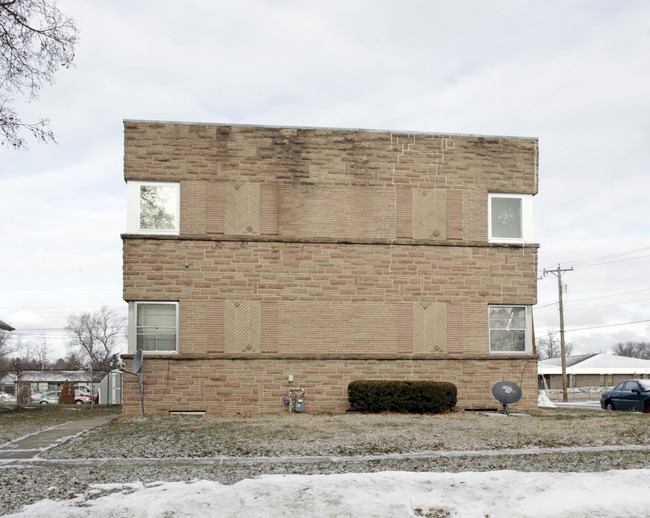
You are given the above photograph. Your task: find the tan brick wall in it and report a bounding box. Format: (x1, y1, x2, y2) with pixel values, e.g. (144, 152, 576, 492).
(122, 356, 539, 417)
(122, 121, 539, 416)
(124, 123, 538, 193)
(123, 239, 537, 357)
(123, 240, 537, 305)
(125, 122, 538, 244)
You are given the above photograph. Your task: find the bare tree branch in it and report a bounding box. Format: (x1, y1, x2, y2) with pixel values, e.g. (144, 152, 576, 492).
(612, 341, 650, 360)
(0, 0, 78, 148)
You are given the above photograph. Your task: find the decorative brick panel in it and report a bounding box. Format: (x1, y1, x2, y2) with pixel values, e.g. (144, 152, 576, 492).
(205, 301, 224, 354)
(274, 302, 399, 354)
(446, 189, 463, 240)
(278, 185, 395, 240)
(396, 303, 413, 353)
(413, 302, 447, 354)
(224, 301, 261, 353)
(396, 189, 413, 239)
(260, 184, 279, 235)
(224, 183, 261, 235)
(413, 189, 446, 240)
(206, 183, 225, 234)
(261, 302, 278, 353)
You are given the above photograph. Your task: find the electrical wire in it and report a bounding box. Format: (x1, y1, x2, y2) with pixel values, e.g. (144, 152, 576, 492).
(542, 246, 650, 271)
(565, 319, 650, 333)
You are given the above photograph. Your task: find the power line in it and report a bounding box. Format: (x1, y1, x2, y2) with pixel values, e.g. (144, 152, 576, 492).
(566, 319, 650, 333)
(542, 245, 650, 271)
(535, 287, 650, 313)
(565, 287, 650, 303)
(566, 298, 650, 312)
(572, 254, 650, 269)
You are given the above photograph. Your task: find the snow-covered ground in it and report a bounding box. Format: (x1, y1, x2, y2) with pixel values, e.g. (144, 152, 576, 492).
(6, 469, 650, 517)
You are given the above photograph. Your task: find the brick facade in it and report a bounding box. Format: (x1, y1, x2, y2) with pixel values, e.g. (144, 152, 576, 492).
(122, 121, 539, 416)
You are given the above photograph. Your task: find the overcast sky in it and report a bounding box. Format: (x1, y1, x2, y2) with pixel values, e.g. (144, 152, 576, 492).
(1, 0, 649, 361)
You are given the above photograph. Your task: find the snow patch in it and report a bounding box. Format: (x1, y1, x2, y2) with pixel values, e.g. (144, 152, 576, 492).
(537, 391, 556, 408)
(5, 470, 650, 517)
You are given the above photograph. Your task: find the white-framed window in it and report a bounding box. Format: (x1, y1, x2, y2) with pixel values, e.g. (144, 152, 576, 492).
(488, 193, 533, 243)
(488, 305, 532, 354)
(126, 181, 180, 234)
(128, 302, 179, 353)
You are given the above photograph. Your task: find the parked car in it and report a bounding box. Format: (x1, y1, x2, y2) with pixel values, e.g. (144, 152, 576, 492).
(31, 390, 92, 405)
(0, 391, 16, 401)
(32, 391, 61, 404)
(74, 391, 93, 404)
(601, 380, 650, 413)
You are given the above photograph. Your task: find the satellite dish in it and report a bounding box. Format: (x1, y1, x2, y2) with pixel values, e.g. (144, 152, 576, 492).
(120, 349, 145, 417)
(132, 349, 144, 374)
(491, 381, 522, 415)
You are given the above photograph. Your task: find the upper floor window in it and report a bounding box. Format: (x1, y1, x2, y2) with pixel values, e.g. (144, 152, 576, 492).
(488, 305, 532, 354)
(488, 193, 533, 243)
(128, 301, 178, 353)
(127, 181, 180, 234)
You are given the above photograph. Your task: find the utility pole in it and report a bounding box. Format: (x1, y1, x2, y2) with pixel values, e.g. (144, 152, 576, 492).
(543, 265, 573, 402)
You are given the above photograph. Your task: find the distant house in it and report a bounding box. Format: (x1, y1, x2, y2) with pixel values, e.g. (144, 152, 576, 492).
(0, 370, 105, 396)
(538, 353, 650, 389)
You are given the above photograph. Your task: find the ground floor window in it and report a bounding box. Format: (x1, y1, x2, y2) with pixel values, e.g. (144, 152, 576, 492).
(129, 302, 178, 353)
(488, 305, 532, 353)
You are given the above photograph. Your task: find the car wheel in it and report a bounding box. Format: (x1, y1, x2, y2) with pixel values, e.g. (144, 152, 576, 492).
(606, 401, 615, 411)
(75, 400, 83, 405)
(40, 401, 48, 405)
(644, 402, 650, 414)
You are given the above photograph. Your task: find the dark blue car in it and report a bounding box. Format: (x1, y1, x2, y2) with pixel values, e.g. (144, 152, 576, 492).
(600, 380, 650, 413)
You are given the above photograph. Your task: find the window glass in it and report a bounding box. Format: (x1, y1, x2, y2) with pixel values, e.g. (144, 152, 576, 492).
(491, 196, 522, 239)
(126, 181, 179, 234)
(140, 184, 177, 231)
(136, 303, 177, 352)
(622, 381, 637, 392)
(489, 306, 528, 352)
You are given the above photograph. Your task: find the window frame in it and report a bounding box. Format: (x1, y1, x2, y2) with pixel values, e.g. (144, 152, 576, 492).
(488, 304, 532, 354)
(488, 193, 533, 243)
(128, 301, 179, 354)
(126, 181, 180, 235)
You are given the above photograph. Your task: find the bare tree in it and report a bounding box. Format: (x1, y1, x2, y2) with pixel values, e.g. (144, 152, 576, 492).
(536, 330, 574, 360)
(612, 341, 650, 360)
(66, 306, 126, 372)
(26, 337, 48, 369)
(0, 330, 16, 359)
(0, 0, 78, 148)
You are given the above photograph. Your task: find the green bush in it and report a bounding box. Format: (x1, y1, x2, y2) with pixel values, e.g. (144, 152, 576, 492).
(348, 380, 457, 414)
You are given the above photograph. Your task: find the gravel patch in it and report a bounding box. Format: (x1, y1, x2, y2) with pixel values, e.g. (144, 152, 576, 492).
(2, 407, 650, 515)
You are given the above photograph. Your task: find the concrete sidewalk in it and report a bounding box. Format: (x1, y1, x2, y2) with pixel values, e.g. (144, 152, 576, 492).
(0, 414, 118, 460)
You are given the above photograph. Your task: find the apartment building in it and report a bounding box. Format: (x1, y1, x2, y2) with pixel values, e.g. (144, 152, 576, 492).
(121, 121, 539, 416)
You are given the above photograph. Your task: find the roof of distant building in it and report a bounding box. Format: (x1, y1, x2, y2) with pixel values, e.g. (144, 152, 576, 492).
(0, 320, 15, 331)
(0, 370, 105, 384)
(538, 353, 650, 374)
